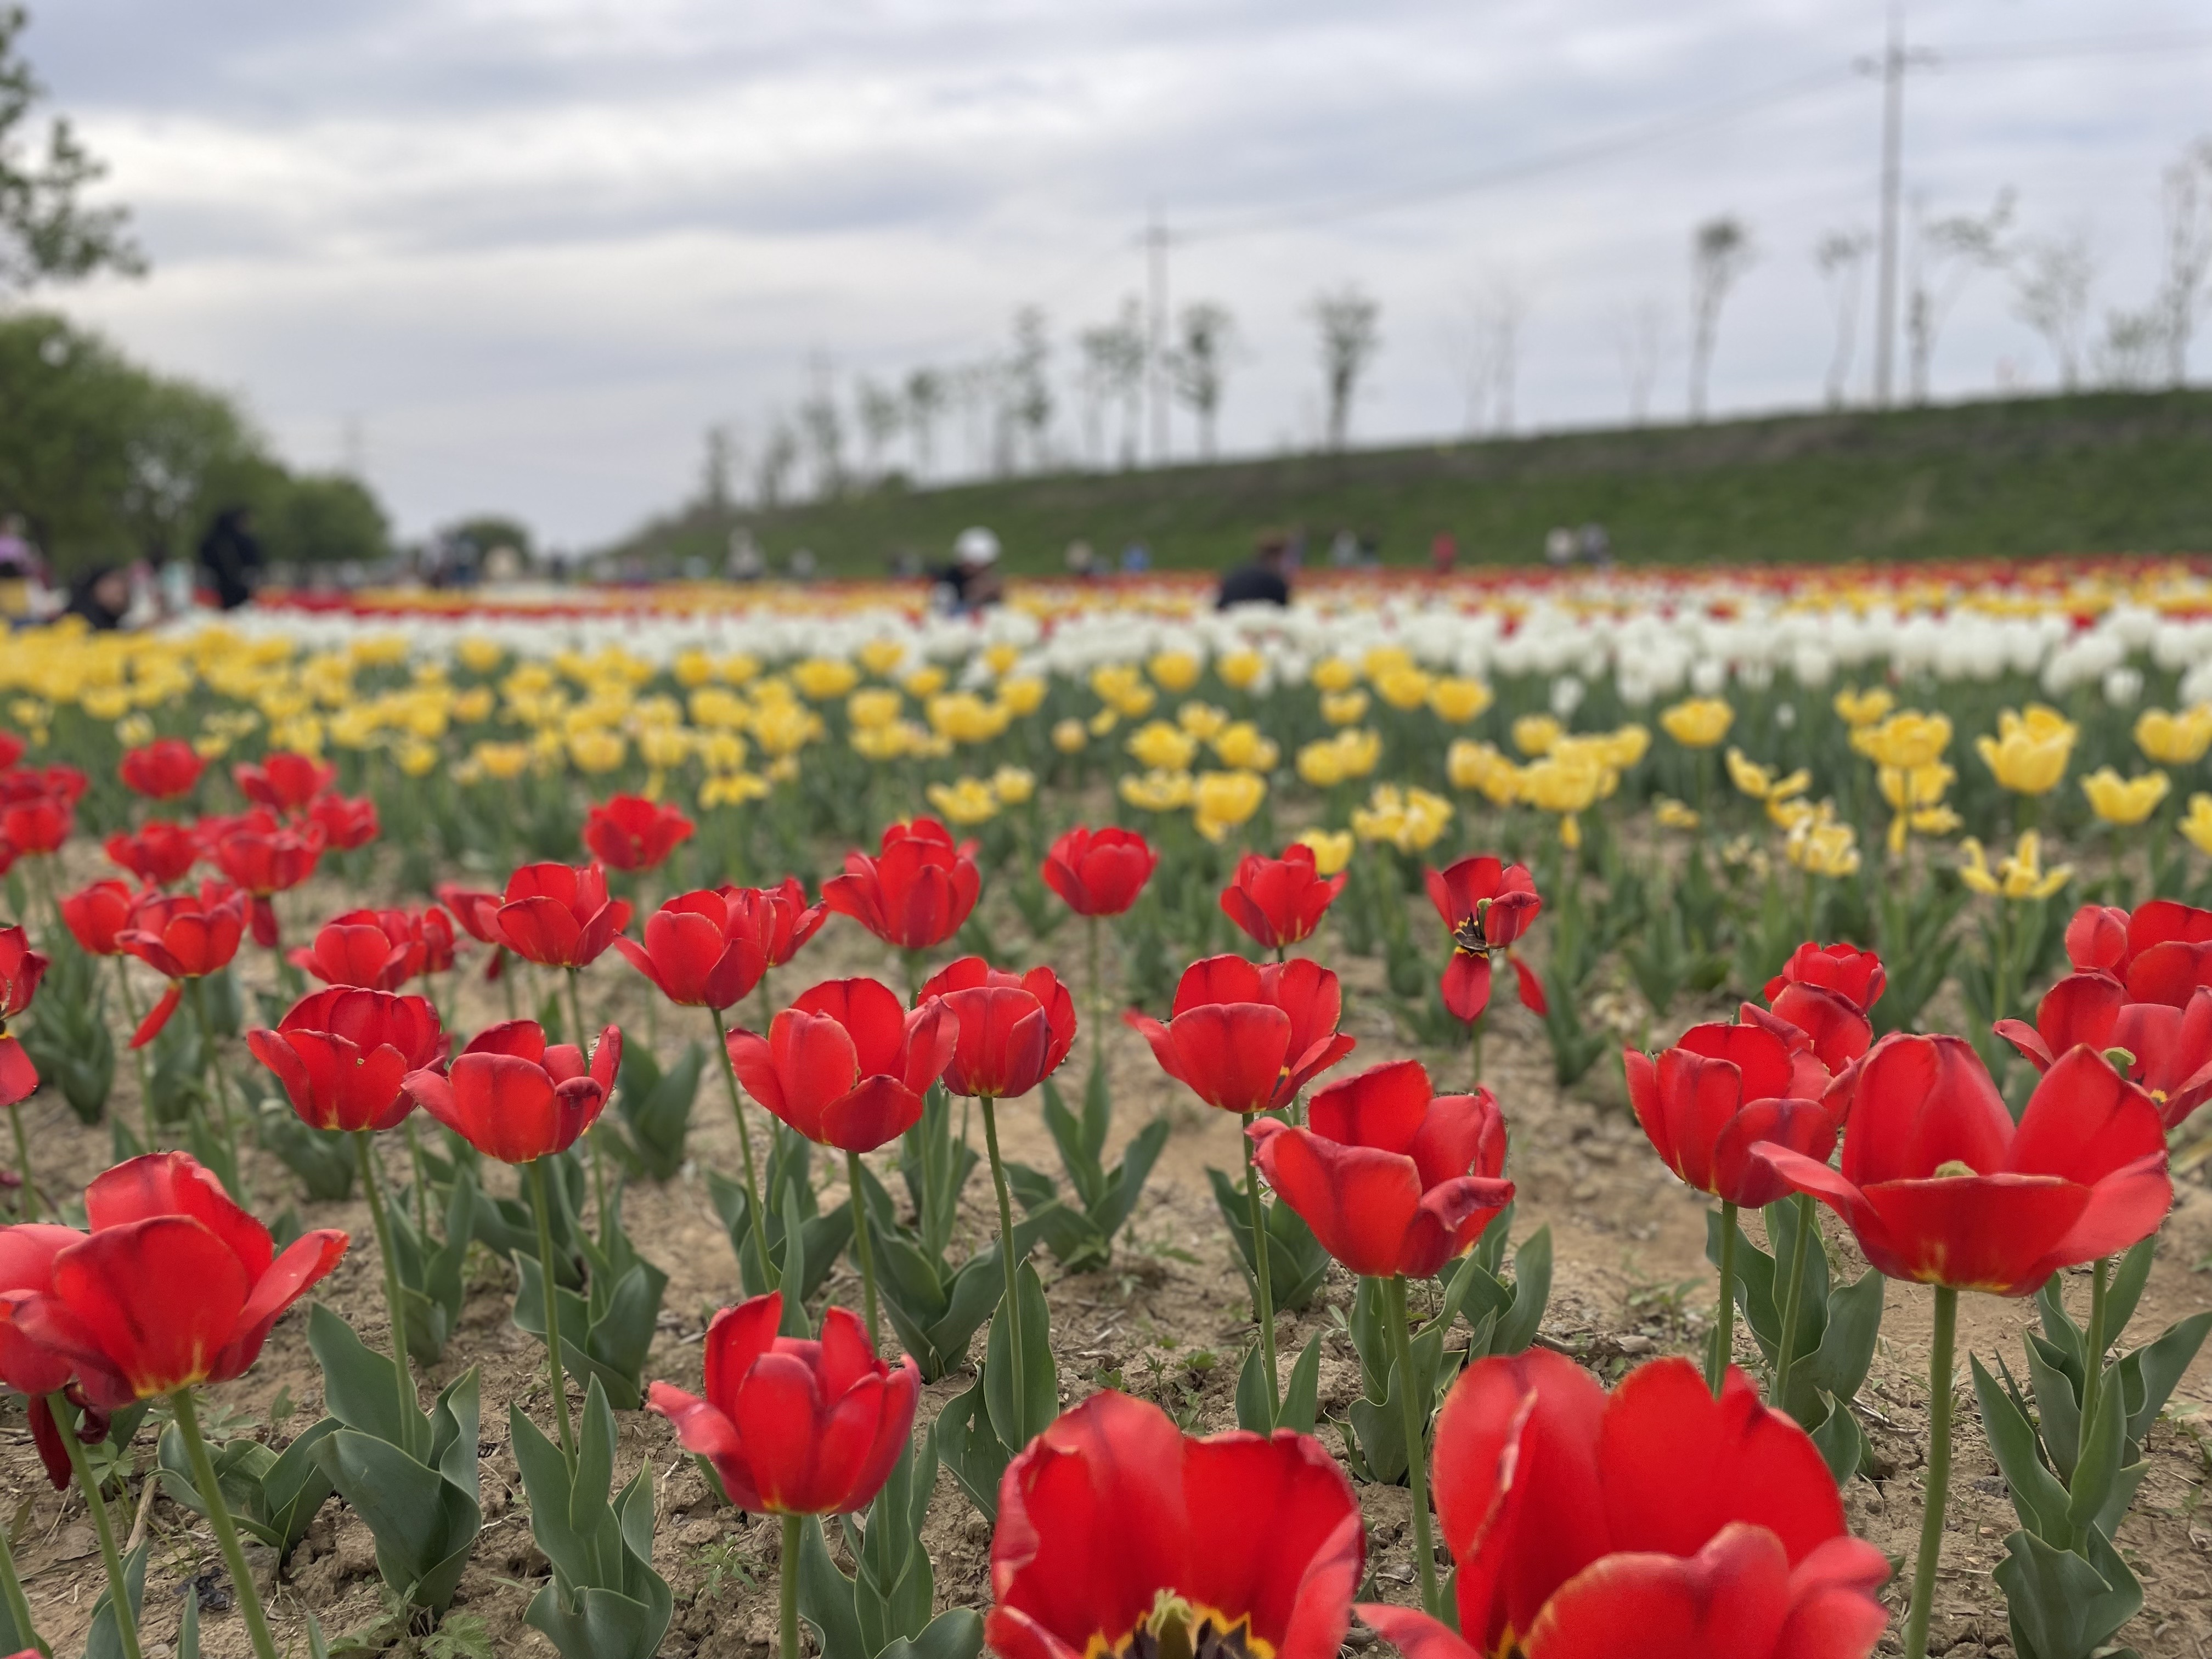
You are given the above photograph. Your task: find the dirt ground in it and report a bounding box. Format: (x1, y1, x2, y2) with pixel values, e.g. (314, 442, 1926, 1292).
(4, 862, 2210, 1659)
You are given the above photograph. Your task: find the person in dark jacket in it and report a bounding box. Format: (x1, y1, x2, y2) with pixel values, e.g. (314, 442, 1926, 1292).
(1216, 533, 1291, 610)
(198, 506, 263, 610)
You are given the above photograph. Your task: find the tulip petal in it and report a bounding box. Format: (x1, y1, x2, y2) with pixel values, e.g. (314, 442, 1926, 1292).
(1250, 1122, 1422, 1279)
(48, 1217, 251, 1400)
(1521, 1522, 1793, 1659)
(1355, 1606, 1482, 1659)
(1183, 1429, 1365, 1658)
(732, 1349, 826, 1511)
(646, 1383, 762, 1511)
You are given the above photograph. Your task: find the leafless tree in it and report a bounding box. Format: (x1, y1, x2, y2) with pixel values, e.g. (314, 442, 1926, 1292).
(903, 368, 945, 479)
(1904, 190, 2013, 402)
(754, 416, 799, 510)
(795, 357, 847, 498)
(1814, 230, 1872, 408)
(855, 379, 903, 479)
(1311, 285, 1381, 450)
(1007, 307, 1053, 471)
(2012, 230, 2096, 392)
(1079, 298, 1147, 468)
(1170, 301, 1237, 459)
(699, 423, 737, 511)
(2157, 138, 2212, 386)
(950, 361, 996, 476)
(1686, 217, 1754, 420)
(2095, 306, 2166, 389)
(1447, 273, 1528, 436)
(1605, 300, 1666, 425)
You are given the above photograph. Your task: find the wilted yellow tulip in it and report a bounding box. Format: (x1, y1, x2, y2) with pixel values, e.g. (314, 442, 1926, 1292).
(1320, 690, 1370, 727)
(1293, 828, 1353, 876)
(1211, 722, 1280, 772)
(1785, 804, 1860, 878)
(1428, 677, 1493, 724)
(2183, 793, 2212, 856)
(1447, 740, 1522, 805)
(2081, 768, 2169, 826)
(1976, 705, 2078, 795)
(1149, 651, 1201, 693)
(1831, 685, 1895, 728)
(1959, 832, 2071, 900)
(1127, 721, 1200, 771)
(1727, 748, 1811, 805)
(848, 688, 903, 730)
(927, 777, 1001, 825)
(568, 730, 626, 774)
(1120, 769, 1195, 812)
(1853, 710, 1952, 770)
(1217, 649, 1265, 691)
(1374, 665, 1433, 712)
(1052, 718, 1089, 753)
(1177, 702, 1229, 740)
(992, 765, 1036, 804)
(1312, 657, 1361, 694)
(998, 676, 1047, 716)
(2135, 705, 2212, 766)
(1511, 714, 1562, 757)
(1660, 698, 1733, 749)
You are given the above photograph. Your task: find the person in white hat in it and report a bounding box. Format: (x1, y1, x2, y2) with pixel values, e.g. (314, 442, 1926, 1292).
(934, 526, 1005, 613)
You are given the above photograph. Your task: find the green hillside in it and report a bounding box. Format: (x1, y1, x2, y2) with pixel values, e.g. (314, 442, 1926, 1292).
(611, 390, 2212, 575)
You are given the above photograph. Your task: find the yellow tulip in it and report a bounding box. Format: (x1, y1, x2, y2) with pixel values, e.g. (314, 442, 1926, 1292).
(927, 692, 1011, 744)
(1120, 769, 1195, 812)
(1311, 657, 1361, 694)
(848, 688, 903, 730)
(1293, 828, 1353, 876)
(453, 687, 494, 724)
(1427, 677, 1493, 724)
(718, 653, 761, 686)
(115, 712, 155, 747)
(702, 771, 771, 807)
(927, 777, 1001, 825)
(1217, 649, 1265, 691)
(992, 765, 1036, 805)
(1446, 740, 1522, 806)
(673, 648, 715, 688)
(1194, 768, 1266, 826)
(1086, 708, 1120, 737)
(1149, 651, 1201, 693)
(983, 642, 1022, 678)
(1211, 721, 1280, 772)
(1831, 685, 1895, 728)
(1660, 698, 1734, 749)
(792, 658, 860, 701)
(1853, 710, 1953, 770)
(766, 754, 801, 785)
(1177, 701, 1229, 740)
(568, 729, 627, 774)
(1052, 718, 1089, 753)
(1362, 645, 1414, 682)
(699, 730, 750, 771)
(998, 675, 1047, 716)
(2135, 705, 2212, 766)
(859, 637, 907, 678)
(1350, 785, 1453, 853)
(2183, 793, 2212, 856)
(751, 702, 820, 758)
(458, 636, 505, 674)
(902, 666, 948, 699)
(1959, 832, 2071, 900)
(1785, 804, 1860, 878)
(1511, 714, 1562, 757)
(1127, 721, 1200, 771)
(639, 726, 693, 771)
(1296, 737, 1347, 788)
(1374, 665, 1433, 712)
(1320, 690, 1370, 727)
(473, 741, 532, 781)
(849, 723, 915, 761)
(2080, 767, 2169, 826)
(1655, 797, 1700, 830)
(1976, 705, 2078, 795)
(1596, 725, 1651, 771)
(393, 738, 439, 777)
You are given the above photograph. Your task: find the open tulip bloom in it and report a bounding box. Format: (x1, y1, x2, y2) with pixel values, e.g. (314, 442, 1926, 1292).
(821, 815, 981, 956)
(1219, 841, 1348, 952)
(8, 1153, 345, 1659)
(117, 737, 206, 802)
(201, 808, 327, 947)
(1250, 1057, 1512, 1616)
(1359, 1351, 1889, 1659)
(288, 907, 427, 991)
(1129, 953, 1353, 1423)
(233, 751, 334, 815)
(1751, 1032, 2172, 1659)
(105, 821, 199, 887)
(582, 792, 694, 872)
(492, 860, 634, 972)
(0, 928, 48, 1211)
(1425, 854, 1545, 1079)
(988, 1389, 1364, 1659)
(1041, 823, 1157, 918)
(648, 1290, 918, 1659)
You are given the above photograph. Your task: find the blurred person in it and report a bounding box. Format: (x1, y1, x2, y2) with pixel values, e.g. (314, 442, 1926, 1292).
(1544, 525, 1576, 566)
(1118, 539, 1150, 575)
(934, 526, 1003, 613)
(726, 528, 765, 580)
(788, 546, 818, 580)
(1064, 538, 1097, 578)
(64, 563, 133, 630)
(1216, 532, 1291, 611)
(0, 514, 46, 623)
(1328, 528, 1358, 568)
(1429, 529, 1458, 574)
(1578, 521, 1613, 567)
(198, 505, 264, 610)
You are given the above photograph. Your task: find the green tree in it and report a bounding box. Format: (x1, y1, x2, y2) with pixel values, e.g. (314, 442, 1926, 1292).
(262, 473, 391, 566)
(0, 5, 145, 288)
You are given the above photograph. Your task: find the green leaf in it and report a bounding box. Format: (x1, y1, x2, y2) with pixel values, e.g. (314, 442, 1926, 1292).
(2064, 1364, 2127, 1542)
(982, 1261, 1057, 1450)
(1495, 1227, 1552, 1356)
(1809, 1393, 1865, 1484)
(1807, 1269, 1884, 1406)
(1234, 1342, 1275, 1432)
(1990, 1525, 2141, 1659)
(1279, 1332, 1324, 1437)
(797, 1517, 865, 1659)
(2118, 1308, 2212, 1450)
(2103, 1235, 2155, 1353)
(82, 1540, 147, 1659)
(312, 1426, 481, 1613)
(935, 1373, 1005, 1523)
(1969, 1356, 2072, 1544)
(879, 1610, 987, 1659)
(308, 1301, 427, 1457)
(2022, 1334, 2082, 1481)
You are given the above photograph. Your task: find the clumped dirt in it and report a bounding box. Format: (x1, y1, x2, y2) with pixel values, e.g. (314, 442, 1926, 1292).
(4, 860, 2210, 1658)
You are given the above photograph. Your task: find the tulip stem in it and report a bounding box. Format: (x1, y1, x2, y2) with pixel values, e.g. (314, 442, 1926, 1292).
(1468, 1012, 1485, 1092)
(111, 955, 158, 1150)
(1770, 1195, 1815, 1404)
(708, 1008, 777, 1290)
(779, 1512, 803, 1659)
(1903, 1286, 1957, 1659)
(49, 1395, 143, 1659)
(402, 1116, 432, 1237)
(0, 1520, 37, 1659)
(1243, 1121, 1279, 1419)
(1087, 915, 1105, 1074)
(562, 970, 613, 1248)
(1708, 1199, 1739, 1395)
(1384, 1274, 1442, 1620)
(353, 1130, 419, 1426)
(5, 1101, 41, 1221)
(528, 1156, 577, 1465)
(844, 1149, 881, 1350)
(2078, 1255, 2112, 1487)
(187, 975, 245, 1197)
(170, 1387, 280, 1659)
(980, 1094, 1028, 1441)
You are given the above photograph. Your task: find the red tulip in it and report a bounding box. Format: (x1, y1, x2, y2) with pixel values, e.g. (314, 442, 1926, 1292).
(202, 809, 326, 946)
(0, 1223, 94, 1489)
(2059, 899, 2212, 1006)
(1753, 1035, 2171, 1296)
(1125, 955, 1355, 1115)
(1220, 842, 1347, 950)
(0, 765, 86, 805)
(288, 908, 424, 990)
(583, 793, 694, 872)
(0, 732, 19, 770)
(1041, 825, 1158, 917)
(493, 861, 633, 970)
(722, 877, 830, 969)
(0, 927, 46, 1019)
(1625, 1021, 1839, 1209)
(401, 1019, 620, 1164)
(8, 1152, 347, 1407)
(919, 956, 1077, 1100)
(988, 1390, 1364, 1659)
(437, 882, 510, 981)
(105, 821, 199, 887)
(1762, 941, 1884, 1070)
(247, 986, 445, 1133)
(1425, 854, 1546, 1022)
(1996, 966, 2212, 1132)
(1764, 940, 1885, 1012)
(415, 904, 460, 974)
(614, 889, 769, 1009)
(233, 752, 334, 815)
(308, 791, 380, 852)
(725, 977, 954, 1152)
(1249, 1058, 1513, 1279)
(1357, 1352, 1889, 1659)
(647, 1291, 917, 1515)
(0, 1036, 31, 1111)
(60, 879, 138, 957)
(821, 816, 980, 951)
(0, 792, 71, 855)
(117, 882, 249, 1046)
(118, 739, 206, 801)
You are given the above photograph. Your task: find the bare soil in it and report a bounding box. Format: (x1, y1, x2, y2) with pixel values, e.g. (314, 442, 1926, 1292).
(5, 864, 2210, 1659)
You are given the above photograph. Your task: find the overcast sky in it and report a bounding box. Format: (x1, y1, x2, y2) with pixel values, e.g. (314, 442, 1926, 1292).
(31, 0, 2212, 550)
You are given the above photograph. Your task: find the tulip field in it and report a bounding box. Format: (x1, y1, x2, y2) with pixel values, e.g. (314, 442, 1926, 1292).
(3, 555, 2212, 1659)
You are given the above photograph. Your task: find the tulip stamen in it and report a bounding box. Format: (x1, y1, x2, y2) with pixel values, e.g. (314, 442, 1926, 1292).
(1113, 1593, 1268, 1659)
(1931, 1159, 1979, 1178)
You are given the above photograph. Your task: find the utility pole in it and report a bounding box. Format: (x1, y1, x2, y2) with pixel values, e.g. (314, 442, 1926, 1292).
(1861, 3, 1934, 408)
(1146, 200, 1170, 466)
